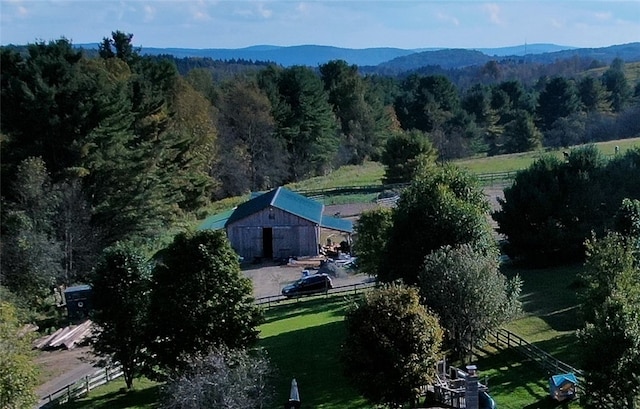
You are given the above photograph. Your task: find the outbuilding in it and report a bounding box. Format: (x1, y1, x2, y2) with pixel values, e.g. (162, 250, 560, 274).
(549, 372, 578, 402)
(199, 187, 353, 261)
(63, 284, 93, 319)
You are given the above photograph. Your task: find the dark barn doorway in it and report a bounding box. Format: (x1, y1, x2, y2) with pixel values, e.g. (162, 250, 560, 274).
(262, 227, 273, 259)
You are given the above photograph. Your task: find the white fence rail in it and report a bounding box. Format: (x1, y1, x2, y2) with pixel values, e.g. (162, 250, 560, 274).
(39, 365, 123, 408)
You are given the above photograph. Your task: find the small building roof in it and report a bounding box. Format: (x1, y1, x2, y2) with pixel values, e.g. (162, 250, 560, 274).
(64, 284, 92, 293)
(197, 208, 235, 231)
(550, 373, 578, 387)
(321, 214, 353, 233)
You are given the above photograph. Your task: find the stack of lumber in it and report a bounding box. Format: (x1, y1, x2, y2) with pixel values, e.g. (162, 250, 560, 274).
(33, 320, 94, 350)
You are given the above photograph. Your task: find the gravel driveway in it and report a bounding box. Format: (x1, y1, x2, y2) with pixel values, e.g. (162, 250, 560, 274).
(242, 261, 372, 300)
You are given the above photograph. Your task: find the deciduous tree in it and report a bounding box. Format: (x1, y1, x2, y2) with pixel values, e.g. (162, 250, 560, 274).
(147, 230, 262, 377)
(161, 347, 274, 409)
(0, 301, 39, 409)
(382, 163, 494, 285)
(353, 207, 394, 276)
(342, 284, 443, 408)
(90, 242, 152, 390)
(578, 225, 640, 408)
(381, 130, 437, 184)
(216, 78, 286, 196)
(420, 244, 521, 359)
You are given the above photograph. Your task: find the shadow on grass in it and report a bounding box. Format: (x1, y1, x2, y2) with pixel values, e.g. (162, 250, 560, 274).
(262, 296, 357, 324)
(60, 385, 161, 409)
(503, 264, 582, 332)
(532, 333, 582, 369)
(260, 320, 368, 409)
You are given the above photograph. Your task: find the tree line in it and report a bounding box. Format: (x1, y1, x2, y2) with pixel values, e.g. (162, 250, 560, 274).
(1, 34, 637, 253)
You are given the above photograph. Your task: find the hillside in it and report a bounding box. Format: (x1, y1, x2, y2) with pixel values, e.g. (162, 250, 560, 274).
(70, 42, 640, 69)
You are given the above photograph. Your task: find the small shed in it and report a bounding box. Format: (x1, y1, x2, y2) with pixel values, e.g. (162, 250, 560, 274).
(63, 284, 93, 319)
(549, 373, 577, 402)
(199, 187, 353, 261)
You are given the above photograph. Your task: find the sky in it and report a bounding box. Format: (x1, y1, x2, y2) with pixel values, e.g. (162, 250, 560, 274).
(1, 1, 639, 50)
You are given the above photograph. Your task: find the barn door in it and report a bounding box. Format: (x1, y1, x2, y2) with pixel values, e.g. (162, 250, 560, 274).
(262, 227, 273, 259)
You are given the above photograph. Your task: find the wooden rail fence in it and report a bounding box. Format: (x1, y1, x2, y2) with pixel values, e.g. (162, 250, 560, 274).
(255, 280, 377, 309)
(490, 328, 584, 393)
(295, 171, 517, 200)
(39, 365, 123, 408)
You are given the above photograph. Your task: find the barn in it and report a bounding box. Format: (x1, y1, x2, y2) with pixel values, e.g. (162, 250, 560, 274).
(199, 187, 353, 260)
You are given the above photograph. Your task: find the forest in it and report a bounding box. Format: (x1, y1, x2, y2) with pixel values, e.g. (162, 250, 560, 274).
(1, 31, 640, 312)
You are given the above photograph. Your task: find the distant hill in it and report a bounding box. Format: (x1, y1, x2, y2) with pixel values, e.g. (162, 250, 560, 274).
(474, 43, 577, 56)
(134, 45, 418, 67)
(73, 42, 640, 70)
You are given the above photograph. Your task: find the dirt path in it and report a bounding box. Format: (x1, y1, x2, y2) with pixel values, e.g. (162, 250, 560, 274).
(35, 346, 98, 406)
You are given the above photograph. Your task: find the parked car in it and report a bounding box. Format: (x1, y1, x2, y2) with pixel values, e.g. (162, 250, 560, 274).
(282, 273, 333, 298)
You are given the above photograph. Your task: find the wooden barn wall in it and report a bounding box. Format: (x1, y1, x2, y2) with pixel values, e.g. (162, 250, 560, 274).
(226, 207, 319, 259)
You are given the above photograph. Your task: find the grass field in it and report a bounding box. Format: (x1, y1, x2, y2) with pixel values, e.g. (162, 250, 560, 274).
(63, 264, 587, 409)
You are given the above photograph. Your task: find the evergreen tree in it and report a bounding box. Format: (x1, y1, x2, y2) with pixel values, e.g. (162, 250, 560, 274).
(266, 66, 339, 181)
(536, 76, 581, 131)
(578, 76, 611, 113)
(320, 60, 390, 164)
(394, 74, 459, 133)
(503, 110, 543, 153)
(602, 58, 632, 112)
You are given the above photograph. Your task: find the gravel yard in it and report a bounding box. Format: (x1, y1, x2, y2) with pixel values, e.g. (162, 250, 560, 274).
(242, 261, 372, 300)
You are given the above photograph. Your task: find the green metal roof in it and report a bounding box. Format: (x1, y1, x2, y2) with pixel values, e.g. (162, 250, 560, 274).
(226, 187, 324, 226)
(199, 187, 353, 233)
(197, 208, 235, 231)
(320, 215, 353, 233)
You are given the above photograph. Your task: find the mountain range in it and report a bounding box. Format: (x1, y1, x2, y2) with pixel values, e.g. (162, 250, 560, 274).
(76, 42, 640, 70)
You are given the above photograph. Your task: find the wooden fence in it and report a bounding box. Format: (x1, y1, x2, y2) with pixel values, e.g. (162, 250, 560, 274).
(255, 280, 377, 309)
(475, 171, 518, 186)
(490, 328, 584, 393)
(39, 365, 123, 408)
(295, 171, 517, 200)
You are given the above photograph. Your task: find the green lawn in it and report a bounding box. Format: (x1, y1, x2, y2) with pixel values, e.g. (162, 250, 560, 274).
(259, 297, 369, 409)
(58, 377, 160, 409)
(63, 266, 587, 409)
(472, 264, 585, 409)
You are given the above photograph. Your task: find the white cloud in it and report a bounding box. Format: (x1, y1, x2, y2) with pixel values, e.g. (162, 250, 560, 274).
(551, 18, 564, 29)
(436, 12, 460, 27)
(594, 11, 612, 21)
(257, 2, 273, 19)
(143, 5, 155, 22)
(483, 3, 502, 25)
